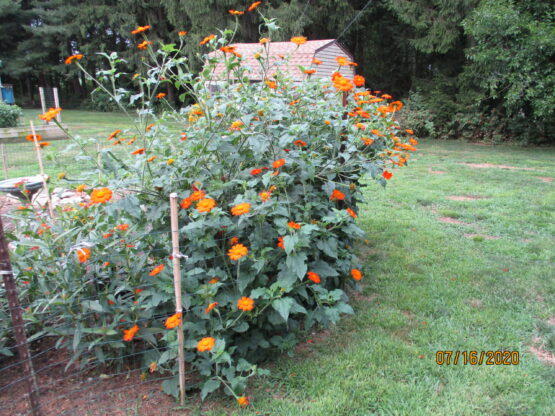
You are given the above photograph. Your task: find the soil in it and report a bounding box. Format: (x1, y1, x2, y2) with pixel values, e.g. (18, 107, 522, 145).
(463, 233, 500, 240)
(427, 168, 446, 174)
(438, 217, 474, 226)
(446, 195, 485, 201)
(0, 338, 222, 415)
(459, 162, 538, 171)
(537, 177, 553, 183)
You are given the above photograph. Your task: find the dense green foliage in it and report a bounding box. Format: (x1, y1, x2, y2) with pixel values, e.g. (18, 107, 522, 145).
(3, 20, 415, 401)
(1, 0, 553, 142)
(0, 101, 22, 127)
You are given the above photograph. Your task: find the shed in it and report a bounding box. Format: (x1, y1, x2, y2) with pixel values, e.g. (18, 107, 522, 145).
(208, 39, 355, 83)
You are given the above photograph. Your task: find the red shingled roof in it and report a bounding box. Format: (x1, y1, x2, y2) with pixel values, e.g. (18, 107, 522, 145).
(207, 39, 348, 81)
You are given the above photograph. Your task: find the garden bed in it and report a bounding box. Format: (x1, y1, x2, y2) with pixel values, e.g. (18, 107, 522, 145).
(0, 124, 68, 144)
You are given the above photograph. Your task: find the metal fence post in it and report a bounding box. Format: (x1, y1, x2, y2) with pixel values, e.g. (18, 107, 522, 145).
(0, 216, 43, 416)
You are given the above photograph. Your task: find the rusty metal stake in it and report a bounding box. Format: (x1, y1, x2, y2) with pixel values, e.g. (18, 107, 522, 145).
(0, 216, 43, 416)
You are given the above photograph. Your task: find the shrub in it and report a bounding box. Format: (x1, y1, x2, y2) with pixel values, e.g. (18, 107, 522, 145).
(0, 102, 22, 127)
(6, 17, 416, 404)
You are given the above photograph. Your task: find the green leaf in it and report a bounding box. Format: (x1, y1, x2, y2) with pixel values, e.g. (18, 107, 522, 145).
(283, 234, 297, 255)
(162, 376, 180, 398)
(286, 252, 307, 279)
(201, 379, 221, 400)
(81, 300, 104, 312)
(272, 297, 294, 322)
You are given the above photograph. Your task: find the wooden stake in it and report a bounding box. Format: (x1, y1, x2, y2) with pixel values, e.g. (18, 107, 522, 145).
(0, 143, 8, 179)
(169, 192, 186, 405)
(29, 121, 54, 218)
(0, 216, 43, 416)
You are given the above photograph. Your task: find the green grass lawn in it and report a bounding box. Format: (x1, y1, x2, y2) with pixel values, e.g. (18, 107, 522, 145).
(1, 109, 135, 179)
(196, 140, 553, 415)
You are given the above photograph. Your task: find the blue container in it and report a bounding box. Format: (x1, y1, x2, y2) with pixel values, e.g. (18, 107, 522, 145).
(1, 86, 15, 104)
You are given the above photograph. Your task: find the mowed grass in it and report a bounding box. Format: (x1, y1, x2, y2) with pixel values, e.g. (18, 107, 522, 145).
(197, 140, 554, 416)
(1, 109, 135, 179)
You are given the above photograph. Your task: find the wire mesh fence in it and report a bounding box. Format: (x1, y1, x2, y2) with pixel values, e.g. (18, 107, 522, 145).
(0, 196, 192, 416)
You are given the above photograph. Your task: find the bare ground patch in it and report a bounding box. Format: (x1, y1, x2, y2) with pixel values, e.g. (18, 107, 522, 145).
(439, 217, 474, 226)
(537, 177, 554, 183)
(459, 162, 538, 171)
(464, 233, 500, 240)
(446, 195, 487, 201)
(428, 167, 446, 174)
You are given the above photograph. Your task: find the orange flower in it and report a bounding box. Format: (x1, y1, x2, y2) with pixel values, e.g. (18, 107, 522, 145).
(229, 9, 244, 15)
(272, 158, 285, 169)
(290, 36, 307, 45)
(259, 191, 271, 202)
(324, 120, 331, 125)
(107, 129, 121, 141)
(389, 101, 404, 112)
(231, 202, 251, 216)
(312, 58, 322, 65)
(332, 74, 353, 92)
(147, 155, 157, 162)
(346, 208, 357, 219)
(38, 107, 62, 122)
(178, 31, 187, 36)
(204, 302, 219, 314)
(25, 134, 42, 142)
(196, 198, 216, 213)
(64, 54, 83, 64)
(132, 148, 145, 155)
(353, 75, 365, 87)
(228, 244, 248, 261)
(406, 129, 414, 134)
(304, 69, 316, 75)
(288, 221, 301, 230)
(76, 184, 87, 192)
(38, 142, 50, 148)
(123, 325, 139, 341)
(248, 1, 262, 12)
(131, 25, 150, 35)
(361, 137, 374, 146)
(150, 264, 165, 276)
(351, 269, 362, 281)
(237, 396, 249, 407)
(199, 34, 216, 45)
(330, 189, 345, 201)
(180, 197, 192, 209)
(76, 247, 90, 263)
(197, 337, 216, 352)
(103, 233, 113, 238)
(294, 140, 307, 147)
(189, 190, 205, 201)
(116, 223, 129, 231)
(336, 56, 350, 66)
(277, 236, 285, 249)
(237, 296, 255, 311)
(259, 37, 270, 44)
(180, 133, 187, 141)
(229, 120, 244, 131)
(164, 312, 182, 329)
(156, 92, 166, 99)
(90, 187, 113, 204)
(289, 99, 300, 106)
(382, 170, 393, 180)
(229, 236, 239, 246)
(307, 271, 321, 283)
(149, 361, 157, 373)
(265, 80, 277, 89)
(208, 278, 220, 284)
(138, 40, 152, 50)
(146, 123, 155, 131)
(251, 168, 263, 175)
(381, 94, 392, 99)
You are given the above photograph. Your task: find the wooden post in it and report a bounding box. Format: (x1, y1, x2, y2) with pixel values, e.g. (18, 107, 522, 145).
(38, 88, 46, 122)
(29, 121, 54, 218)
(52, 88, 61, 123)
(0, 216, 43, 416)
(0, 143, 8, 179)
(169, 193, 186, 405)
